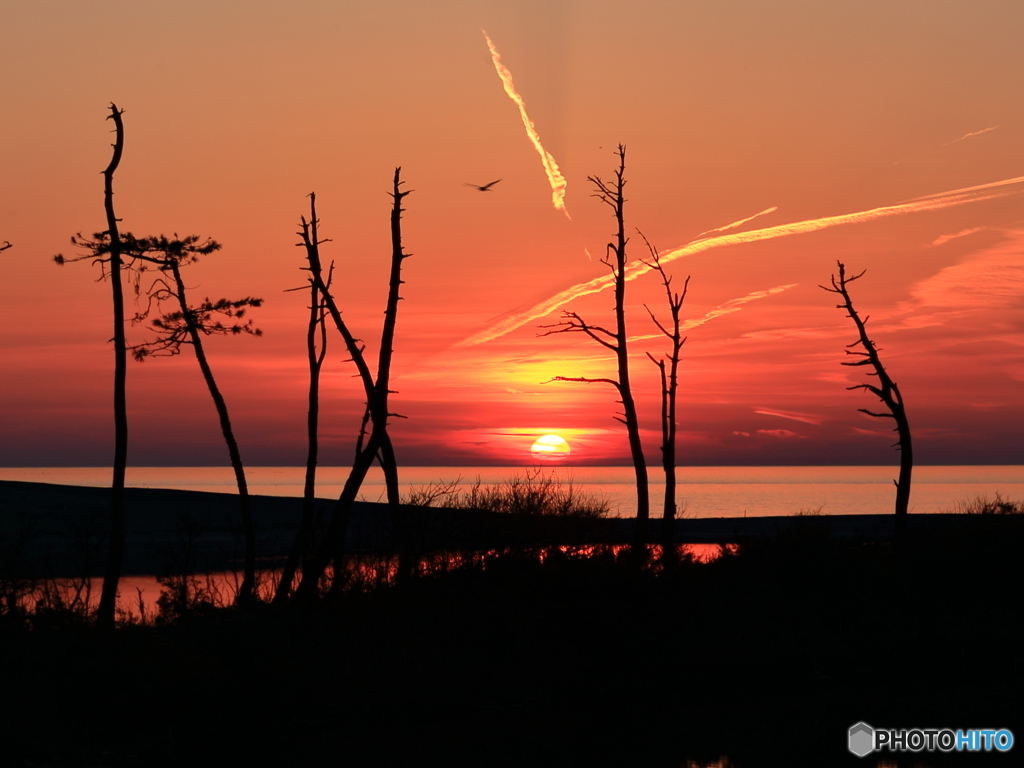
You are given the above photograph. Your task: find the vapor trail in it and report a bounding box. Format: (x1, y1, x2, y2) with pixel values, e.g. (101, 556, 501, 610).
(627, 283, 798, 342)
(455, 177, 1024, 348)
(694, 206, 778, 238)
(944, 125, 1000, 145)
(904, 174, 1024, 202)
(483, 30, 570, 217)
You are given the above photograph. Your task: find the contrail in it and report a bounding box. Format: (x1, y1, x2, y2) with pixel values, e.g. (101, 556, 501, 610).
(753, 408, 824, 426)
(944, 125, 1000, 146)
(455, 176, 1024, 347)
(694, 206, 778, 238)
(628, 284, 798, 342)
(483, 30, 570, 217)
(903, 174, 1024, 203)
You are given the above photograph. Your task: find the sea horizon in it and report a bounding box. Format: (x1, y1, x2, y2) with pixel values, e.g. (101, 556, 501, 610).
(4, 465, 1022, 519)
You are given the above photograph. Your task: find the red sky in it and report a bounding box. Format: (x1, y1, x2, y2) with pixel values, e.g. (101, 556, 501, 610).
(2, 0, 1023, 467)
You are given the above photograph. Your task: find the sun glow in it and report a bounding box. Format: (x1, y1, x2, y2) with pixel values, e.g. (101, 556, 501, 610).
(530, 434, 571, 461)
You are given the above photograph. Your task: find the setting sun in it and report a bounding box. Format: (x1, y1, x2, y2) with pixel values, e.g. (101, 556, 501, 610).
(530, 434, 571, 461)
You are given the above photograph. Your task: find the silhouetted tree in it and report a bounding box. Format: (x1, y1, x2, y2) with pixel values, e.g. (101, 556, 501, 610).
(273, 236, 333, 604)
(128, 235, 263, 602)
(293, 172, 411, 600)
(822, 261, 912, 534)
(640, 235, 689, 561)
(542, 146, 650, 550)
(0, 241, 11, 253)
(52, 104, 128, 630)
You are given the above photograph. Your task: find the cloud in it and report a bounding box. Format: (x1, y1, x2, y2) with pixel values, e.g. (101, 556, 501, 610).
(903, 173, 1024, 203)
(694, 206, 777, 238)
(944, 125, 1000, 146)
(909, 231, 1024, 310)
(628, 283, 798, 342)
(757, 429, 801, 438)
(753, 408, 823, 426)
(930, 227, 984, 247)
(456, 176, 1024, 347)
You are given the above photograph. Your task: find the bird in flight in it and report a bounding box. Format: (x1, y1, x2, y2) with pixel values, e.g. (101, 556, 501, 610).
(464, 179, 502, 192)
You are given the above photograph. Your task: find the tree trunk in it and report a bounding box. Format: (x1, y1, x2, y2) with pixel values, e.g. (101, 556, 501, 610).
(295, 433, 381, 601)
(292, 175, 411, 598)
(273, 279, 327, 603)
(97, 104, 127, 631)
(824, 262, 913, 541)
(606, 148, 650, 551)
(170, 261, 256, 602)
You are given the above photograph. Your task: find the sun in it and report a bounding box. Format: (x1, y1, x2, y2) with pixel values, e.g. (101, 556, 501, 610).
(530, 434, 571, 461)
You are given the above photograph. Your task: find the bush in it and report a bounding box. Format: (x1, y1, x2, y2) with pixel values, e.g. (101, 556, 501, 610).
(952, 492, 1024, 515)
(403, 467, 609, 518)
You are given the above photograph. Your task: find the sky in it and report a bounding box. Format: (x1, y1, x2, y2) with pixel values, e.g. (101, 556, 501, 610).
(1, 0, 1023, 467)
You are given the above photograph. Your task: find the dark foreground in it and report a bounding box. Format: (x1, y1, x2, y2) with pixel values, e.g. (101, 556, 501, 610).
(2, 513, 1022, 768)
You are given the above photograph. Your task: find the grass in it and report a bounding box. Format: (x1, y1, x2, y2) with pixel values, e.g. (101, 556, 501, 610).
(2, 517, 1022, 767)
(951, 491, 1024, 515)
(402, 466, 611, 518)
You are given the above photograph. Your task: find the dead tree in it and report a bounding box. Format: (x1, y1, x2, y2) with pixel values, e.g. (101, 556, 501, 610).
(542, 146, 650, 550)
(128, 235, 263, 602)
(292, 173, 410, 601)
(52, 104, 128, 630)
(822, 261, 913, 534)
(273, 242, 333, 604)
(640, 235, 689, 561)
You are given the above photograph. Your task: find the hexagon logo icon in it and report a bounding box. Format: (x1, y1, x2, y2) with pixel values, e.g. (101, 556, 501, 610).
(848, 722, 875, 757)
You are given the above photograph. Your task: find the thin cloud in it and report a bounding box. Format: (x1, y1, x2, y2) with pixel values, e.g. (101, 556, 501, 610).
(483, 31, 569, 217)
(757, 429, 801, 438)
(930, 227, 984, 247)
(944, 125, 1000, 146)
(753, 408, 823, 426)
(908, 231, 1024, 310)
(456, 176, 1024, 347)
(628, 284, 798, 342)
(694, 206, 777, 238)
(903, 174, 1024, 203)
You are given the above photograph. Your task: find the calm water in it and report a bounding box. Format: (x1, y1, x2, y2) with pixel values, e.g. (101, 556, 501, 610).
(3, 465, 1022, 518)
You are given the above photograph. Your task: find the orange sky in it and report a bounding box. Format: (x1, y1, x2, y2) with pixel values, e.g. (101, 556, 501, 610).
(2, 0, 1023, 467)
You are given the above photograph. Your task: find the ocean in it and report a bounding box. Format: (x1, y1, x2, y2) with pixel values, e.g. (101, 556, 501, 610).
(3, 465, 1022, 518)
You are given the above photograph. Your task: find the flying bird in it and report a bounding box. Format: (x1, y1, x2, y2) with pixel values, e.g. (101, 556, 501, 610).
(465, 179, 502, 192)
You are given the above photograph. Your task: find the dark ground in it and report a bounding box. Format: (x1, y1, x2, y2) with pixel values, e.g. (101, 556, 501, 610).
(1, 485, 1022, 767)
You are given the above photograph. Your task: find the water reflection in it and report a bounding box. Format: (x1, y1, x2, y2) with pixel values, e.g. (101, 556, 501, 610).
(6, 543, 734, 621)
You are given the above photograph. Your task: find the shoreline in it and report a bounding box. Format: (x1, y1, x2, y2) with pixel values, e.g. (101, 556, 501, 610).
(0, 478, 987, 578)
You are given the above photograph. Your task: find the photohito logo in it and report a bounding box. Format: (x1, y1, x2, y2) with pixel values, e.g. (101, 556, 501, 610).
(848, 722, 1014, 756)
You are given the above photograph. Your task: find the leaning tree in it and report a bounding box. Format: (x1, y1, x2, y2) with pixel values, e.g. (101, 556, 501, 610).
(822, 261, 913, 536)
(129, 235, 263, 602)
(292, 172, 412, 601)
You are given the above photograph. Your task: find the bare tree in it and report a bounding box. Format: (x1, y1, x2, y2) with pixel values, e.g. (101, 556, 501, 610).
(292, 172, 411, 600)
(128, 235, 263, 602)
(822, 261, 912, 534)
(542, 146, 650, 550)
(640, 235, 689, 561)
(52, 104, 128, 630)
(273, 237, 333, 604)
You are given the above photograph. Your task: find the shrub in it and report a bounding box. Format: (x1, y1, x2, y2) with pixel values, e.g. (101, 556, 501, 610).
(952, 492, 1024, 515)
(403, 468, 609, 518)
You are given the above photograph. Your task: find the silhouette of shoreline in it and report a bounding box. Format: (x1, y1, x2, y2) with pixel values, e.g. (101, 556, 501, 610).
(0, 479, 984, 578)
